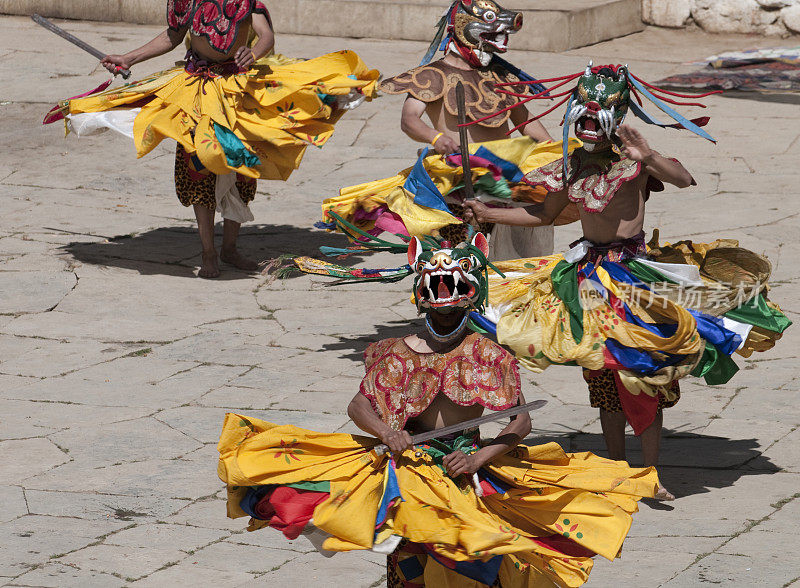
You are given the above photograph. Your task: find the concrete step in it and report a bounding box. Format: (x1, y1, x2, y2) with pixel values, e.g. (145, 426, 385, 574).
(1, 0, 644, 52)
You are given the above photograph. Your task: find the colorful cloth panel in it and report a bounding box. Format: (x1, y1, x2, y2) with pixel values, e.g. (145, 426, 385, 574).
(490, 236, 791, 433)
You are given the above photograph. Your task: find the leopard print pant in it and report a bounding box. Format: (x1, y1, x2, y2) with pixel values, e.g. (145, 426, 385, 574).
(438, 203, 494, 245)
(584, 368, 680, 412)
(174, 144, 256, 210)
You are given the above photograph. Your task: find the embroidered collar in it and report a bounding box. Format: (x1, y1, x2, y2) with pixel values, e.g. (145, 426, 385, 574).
(359, 333, 520, 430)
(524, 148, 642, 213)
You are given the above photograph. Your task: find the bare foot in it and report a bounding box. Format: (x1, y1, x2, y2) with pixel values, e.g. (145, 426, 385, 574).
(220, 248, 259, 271)
(655, 484, 675, 501)
(198, 251, 220, 279)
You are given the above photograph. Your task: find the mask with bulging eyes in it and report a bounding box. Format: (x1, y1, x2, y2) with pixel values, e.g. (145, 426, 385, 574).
(447, 0, 523, 67)
(408, 232, 490, 313)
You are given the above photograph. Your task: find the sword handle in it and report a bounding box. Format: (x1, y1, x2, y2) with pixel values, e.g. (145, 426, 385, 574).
(115, 66, 131, 80)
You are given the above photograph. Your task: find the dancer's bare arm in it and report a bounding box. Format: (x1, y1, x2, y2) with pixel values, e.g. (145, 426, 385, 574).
(233, 13, 275, 69)
(347, 393, 413, 453)
(511, 105, 553, 143)
(102, 28, 186, 72)
(618, 125, 695, 188)
(443, 394, 532, 476)
(464, 188, 569, 227)
(400, 96, 460, 154)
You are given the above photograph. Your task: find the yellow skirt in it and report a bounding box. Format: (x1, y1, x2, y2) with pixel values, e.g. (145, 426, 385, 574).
(59, 51, 380, 181)
(218, 414, 659, 588)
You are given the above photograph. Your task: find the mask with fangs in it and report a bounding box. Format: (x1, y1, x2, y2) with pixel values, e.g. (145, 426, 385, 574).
(409, 233, 490, 314)
(567, 64, 631, 146)
(446, 0, 523, 68)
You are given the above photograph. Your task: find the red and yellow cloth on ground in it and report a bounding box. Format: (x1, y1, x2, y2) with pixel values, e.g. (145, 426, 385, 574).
(218, 414, 659, 587)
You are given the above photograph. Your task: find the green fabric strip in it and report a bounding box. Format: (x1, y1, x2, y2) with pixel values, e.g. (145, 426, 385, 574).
(625, 259, 676, 284)
(286, 480, 331, 492)
(421, 433, 478, 475)
(550, 261, 584, 344)
(690, 343, 740, 385)
(724, 294, 792, 334)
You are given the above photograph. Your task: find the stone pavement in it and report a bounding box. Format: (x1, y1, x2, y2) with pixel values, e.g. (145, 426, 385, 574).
(0, 16, 798, 587)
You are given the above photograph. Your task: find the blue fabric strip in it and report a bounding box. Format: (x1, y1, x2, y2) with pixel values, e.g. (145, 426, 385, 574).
(470, 311, 497, 336)
(403, 147, 452, 213)
(688, 311, 742, 356)
(427, 549, 504, 585)
(479, 468, 511, 495)
(213, 122, 261, 168)
(627, 76, 716, 143)
(240, 486, 272, 518)
(562, 95, 574, 179)
(605, 338, 684, 374)
(474, 146, 524, 182)
(374, 462, 403, 530)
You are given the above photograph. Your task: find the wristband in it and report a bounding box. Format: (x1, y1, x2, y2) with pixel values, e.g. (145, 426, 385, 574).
(431, 132, 445, 147)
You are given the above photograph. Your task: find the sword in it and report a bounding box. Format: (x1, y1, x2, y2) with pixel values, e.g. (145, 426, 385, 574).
(31, 14, 131, 79)
(455, 81, 475, 201)
(373, 399, 547, 455)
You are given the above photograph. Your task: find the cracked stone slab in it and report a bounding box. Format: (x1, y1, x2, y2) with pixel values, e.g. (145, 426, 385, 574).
(128, 561, 256, 586)
(163, 497, 242, 531)
(104, 522, 227, 552)
(156, 406, 349, 445)
(762, 428, 800, 473)
(0, 270, 76, 313)
(663, 551, 797, 587)
(171, 542, 297, 576)
(12, 357, 200, 407)
(0, 485, 28, 524)
(0, 515, 128, 577)
(5, 561, 126, 587)
(0, 399, 153, 441)
(0, 337, 126, 378)
(24, 489, 189, 522)
(48, 416, 203, 467)
(22, 459, 224, 500)
(148, 331, 297, 366)
(247, 551, 385, 587)
(1, 438, 70, 483)
(58, 543, 190, 581)
(588, 550, 698, 587)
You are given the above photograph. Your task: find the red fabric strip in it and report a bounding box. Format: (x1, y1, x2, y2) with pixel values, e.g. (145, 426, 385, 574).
(254, 486, 330, 540)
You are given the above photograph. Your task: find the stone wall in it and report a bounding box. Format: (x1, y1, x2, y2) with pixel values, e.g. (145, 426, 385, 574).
(643, 0, 800, 35)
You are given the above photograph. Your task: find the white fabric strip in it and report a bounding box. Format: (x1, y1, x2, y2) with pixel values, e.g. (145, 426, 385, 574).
(66, 108, 140, 139)
(721, 317, 754, 350)
(215, 173, 254, 224)
(634, 259, 703, 287)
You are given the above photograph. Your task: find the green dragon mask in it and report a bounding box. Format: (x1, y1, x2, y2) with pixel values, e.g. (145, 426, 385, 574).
(567, 64, 631, 145)
(409, 233, 490, 313)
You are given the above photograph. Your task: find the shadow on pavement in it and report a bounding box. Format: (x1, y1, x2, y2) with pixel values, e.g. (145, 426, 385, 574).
(321, 319, 424, 361)
(526, 428, 778, 499)
(62, 223, 363, 280)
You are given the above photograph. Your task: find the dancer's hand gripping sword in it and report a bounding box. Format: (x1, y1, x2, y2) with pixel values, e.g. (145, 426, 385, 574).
(373, 399, 547, 455)
(31, 14, 131, 79)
